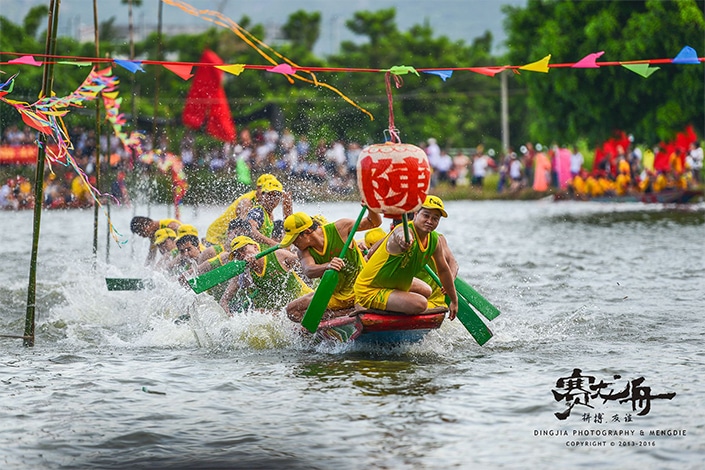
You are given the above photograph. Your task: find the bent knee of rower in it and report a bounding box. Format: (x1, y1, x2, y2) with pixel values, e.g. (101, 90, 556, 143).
(411, 278, 432, 298)
(407, 295, 429, 314)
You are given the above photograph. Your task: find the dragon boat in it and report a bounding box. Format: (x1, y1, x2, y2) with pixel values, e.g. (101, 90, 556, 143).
(553, 188, 704, 204)
(313, 307, 448, 344)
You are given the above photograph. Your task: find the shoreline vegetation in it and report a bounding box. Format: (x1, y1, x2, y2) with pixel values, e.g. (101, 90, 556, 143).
(2, 161, 703, 209)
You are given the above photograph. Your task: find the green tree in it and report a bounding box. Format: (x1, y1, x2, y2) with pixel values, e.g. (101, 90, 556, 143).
(282, 10, 321, 53)
(503, 0, 705, 145)
(22, 5, 48, 39)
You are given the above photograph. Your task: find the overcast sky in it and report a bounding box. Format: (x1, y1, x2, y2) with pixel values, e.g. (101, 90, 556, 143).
(2, 0, 526, 56)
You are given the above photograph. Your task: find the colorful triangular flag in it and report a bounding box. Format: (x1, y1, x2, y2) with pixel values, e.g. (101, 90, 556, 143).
(8, 56, 42, 67)
(621, 63, 659, 78)
(163, 63, 194, 80)
(672, 46, 699, 64)
(386, 65, 419, 76)
(520, 54, 551, 73)
(423, 70, 453, 81)
(468, 66, 507, 77)
(572, 51, 604, 68)
(267, 63, 296, 75)
(114, 59, 145, 73)
(215, 64, 246, 76)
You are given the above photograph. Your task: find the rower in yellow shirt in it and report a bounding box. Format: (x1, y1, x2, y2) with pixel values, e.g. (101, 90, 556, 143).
(354, 195, 458, 319)
(204, 174, 292, 246)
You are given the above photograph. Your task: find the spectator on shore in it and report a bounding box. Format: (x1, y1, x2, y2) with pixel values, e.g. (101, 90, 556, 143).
(689, 142, 703, 183)
(471, 148, 489, 188)
(570, 146, 584, 177)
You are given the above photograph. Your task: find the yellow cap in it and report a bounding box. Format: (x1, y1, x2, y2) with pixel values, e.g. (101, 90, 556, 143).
(176, 224, 199, 241)
(153, 228, 176, 245)
(261, 179, 283, 193)
(256, 173, 276, 187)
(230, 235, 259, 252)
(311, 214, 328, 226)
(420, 195, 447, 217)
(280, 212, 313, 247)
(364, 227, 386, 248)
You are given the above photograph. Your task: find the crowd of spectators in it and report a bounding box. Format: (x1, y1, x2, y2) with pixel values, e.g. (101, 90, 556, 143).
(2, 122, 704, 210)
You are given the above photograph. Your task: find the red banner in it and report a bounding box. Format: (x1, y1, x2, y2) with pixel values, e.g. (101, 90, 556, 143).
(0, 145, 61, 165)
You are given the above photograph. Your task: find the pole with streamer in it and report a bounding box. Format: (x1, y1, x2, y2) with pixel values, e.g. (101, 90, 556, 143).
(24, 0, 61, 347)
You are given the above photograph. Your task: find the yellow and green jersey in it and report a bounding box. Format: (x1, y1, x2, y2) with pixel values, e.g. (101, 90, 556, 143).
(205, 190, 256, 245)
(356, 221, 438, 293)
(307, 223, 365, 300)
(249, 252, 312, 311)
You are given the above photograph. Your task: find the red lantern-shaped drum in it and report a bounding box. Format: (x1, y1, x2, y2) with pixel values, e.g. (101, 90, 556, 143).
(356, 142, 431, 215)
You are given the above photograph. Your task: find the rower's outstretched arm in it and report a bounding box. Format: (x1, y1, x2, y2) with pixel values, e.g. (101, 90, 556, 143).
(432, 245, 458, 320)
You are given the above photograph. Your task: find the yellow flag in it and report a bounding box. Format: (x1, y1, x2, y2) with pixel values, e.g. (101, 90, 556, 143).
(216, 64, 246, 76)
(520, 54, 552, 73)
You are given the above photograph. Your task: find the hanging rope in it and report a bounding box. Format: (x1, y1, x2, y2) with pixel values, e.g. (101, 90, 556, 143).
(384, 71, 403, 143)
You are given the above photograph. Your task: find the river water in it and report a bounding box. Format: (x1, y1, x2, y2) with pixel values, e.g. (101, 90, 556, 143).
(1, 199, 703, 469)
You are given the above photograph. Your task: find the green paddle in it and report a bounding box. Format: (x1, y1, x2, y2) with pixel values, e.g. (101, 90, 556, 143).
(454, 277, 500, 321)
(187, 244, 280, 294)
(423, 265, 493, 346)
(105, 278, 155, 291)
(301, 206, 368, 333)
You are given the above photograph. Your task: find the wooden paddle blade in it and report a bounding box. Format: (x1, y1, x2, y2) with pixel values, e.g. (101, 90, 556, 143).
(188, 260, 246, 294)
(455, 278, 500, 321)
(301, 269, 340, 333)
(456, 297, 493, 346)
(105, 278, 154, 291)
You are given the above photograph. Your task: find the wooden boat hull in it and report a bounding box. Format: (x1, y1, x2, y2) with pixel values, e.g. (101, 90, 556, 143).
(314, 308, 447, 344)
(554, 189, 704, 204)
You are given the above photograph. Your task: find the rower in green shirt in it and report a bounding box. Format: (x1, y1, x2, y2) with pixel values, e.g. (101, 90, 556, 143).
(354, 195, 458, 319)
(219, 235, 312, 314)
(281, 210, 382, 322)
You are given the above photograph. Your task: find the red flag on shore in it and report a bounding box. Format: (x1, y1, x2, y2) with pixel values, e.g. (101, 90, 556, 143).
(182, 49, 236, 142)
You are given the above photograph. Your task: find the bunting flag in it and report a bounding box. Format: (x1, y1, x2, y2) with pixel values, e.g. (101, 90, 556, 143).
(572, 51, 604, 68)
(0, 66, 127, 244)
(163, 63, 194, 80)
(672, 46, 699, 64)
(520, 54, 551, 73)
(386, 65, 419, 76)
(423, 70, 453, 81)
(114, 59, 145, 73)
(8, 55, 42, 66)
(621, 62, 659, 78)
(468, 66, 507, 77)
(182, 49, 236, 143)
(215, 64, 246, 76)
(267, 63, 297, 75)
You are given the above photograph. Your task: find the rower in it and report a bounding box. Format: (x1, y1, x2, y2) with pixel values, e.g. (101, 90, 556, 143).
(354, 195, 458, 319)
(281, 210, 382, 323)
(130, 216, 181, 266)
(219, 235, 312, 315)
(204, 174, 292, 247)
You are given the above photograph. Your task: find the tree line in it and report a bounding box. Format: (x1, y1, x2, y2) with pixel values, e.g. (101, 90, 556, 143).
(1, 0, 703, 156)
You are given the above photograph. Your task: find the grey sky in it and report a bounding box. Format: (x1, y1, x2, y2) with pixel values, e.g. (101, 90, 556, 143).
(2, 0, 526, 56)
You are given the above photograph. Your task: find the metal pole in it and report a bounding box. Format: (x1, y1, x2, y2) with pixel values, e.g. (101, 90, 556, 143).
(24, 0, 61, 347)
(501, 71, 509, 152)
(92, 0, 101, 263)
(152, 0, 163, 143)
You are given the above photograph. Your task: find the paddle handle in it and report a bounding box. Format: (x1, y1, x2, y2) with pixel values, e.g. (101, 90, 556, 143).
(189, 243, 280, 293)
(254, 243, 280, 260)
(401, 213, 411, 243)
(423, 265, 493, 346)
(338, 208, 367, 260)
